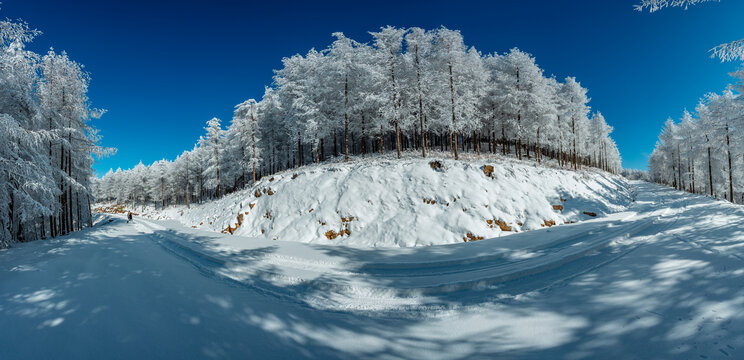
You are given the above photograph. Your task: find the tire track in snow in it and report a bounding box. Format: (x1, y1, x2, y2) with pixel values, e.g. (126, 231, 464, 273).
(134, 183, 674, 312)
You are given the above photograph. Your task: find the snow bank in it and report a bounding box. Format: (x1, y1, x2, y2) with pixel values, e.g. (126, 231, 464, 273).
(131, 155, 631, 247)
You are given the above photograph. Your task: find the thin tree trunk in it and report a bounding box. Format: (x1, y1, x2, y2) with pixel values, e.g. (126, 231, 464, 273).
(705, 140, 713, 196)
(691, 157, 696, 193)
(67, 148, 72, 233)
(449, 63, 458, 160)
(571, 117, 577, 170)
(186, 158, 191, 209)
(536, 127, 541, 163)
(390, 55, 401, 159)
(678, 144, 683, 191)
(726, 124, 734, 202)
(379, 123, 384, 154)
(344, 75, 350, 162)
(361, 113, 367, 157)
(501, 123, 506, 155)
(297, 132, 302, 167)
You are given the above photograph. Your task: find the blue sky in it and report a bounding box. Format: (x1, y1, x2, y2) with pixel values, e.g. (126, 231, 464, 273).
(4, 0, 742, 174)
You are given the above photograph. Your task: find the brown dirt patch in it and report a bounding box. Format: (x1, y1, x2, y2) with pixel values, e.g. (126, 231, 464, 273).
(463, 233, 485, 242)
(494, 220, 512, 232)
(483, 165, 494, 177)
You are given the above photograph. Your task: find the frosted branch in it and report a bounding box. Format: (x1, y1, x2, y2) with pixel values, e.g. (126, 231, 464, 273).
(634, 0, 719, 12)
(711, 38, 744, 62)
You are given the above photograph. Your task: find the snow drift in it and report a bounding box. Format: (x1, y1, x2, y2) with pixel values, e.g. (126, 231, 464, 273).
(130, 156, 631, 247)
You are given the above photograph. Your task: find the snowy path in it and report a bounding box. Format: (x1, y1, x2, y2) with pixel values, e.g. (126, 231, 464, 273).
(2, 181, 743, 359)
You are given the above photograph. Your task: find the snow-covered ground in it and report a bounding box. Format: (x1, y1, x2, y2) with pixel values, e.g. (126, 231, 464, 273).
(2, 180, 743, 359)
(123, 155, 631, 247)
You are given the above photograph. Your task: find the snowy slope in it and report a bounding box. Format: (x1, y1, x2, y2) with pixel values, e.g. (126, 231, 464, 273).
(129, 154, 631, 247)
(3, 181, 744, 360)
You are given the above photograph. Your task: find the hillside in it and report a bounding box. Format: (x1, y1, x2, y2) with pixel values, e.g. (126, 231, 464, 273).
(115, 154, 632, 247)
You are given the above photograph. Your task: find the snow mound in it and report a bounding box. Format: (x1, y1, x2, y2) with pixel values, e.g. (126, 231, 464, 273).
(140, 156, 631, 247)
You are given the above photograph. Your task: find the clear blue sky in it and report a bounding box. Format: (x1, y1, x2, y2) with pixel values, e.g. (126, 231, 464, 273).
(4, 0, 742, 174)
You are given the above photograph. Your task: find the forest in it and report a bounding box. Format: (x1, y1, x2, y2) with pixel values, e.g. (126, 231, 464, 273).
(642, 0, 744, 204)
(649, 86, 744, 203)
(0, 17, 109, 247)
(93, 26, 622, 211)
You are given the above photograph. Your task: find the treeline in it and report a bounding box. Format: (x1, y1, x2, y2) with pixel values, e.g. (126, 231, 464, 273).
(649, 87, 744, 203)
(94, 26, 622, 210)
(0, 17, 110, 247)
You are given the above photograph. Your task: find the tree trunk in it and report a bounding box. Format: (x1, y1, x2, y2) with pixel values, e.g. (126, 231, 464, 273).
(726, 124, 734, 202)
(419, 91, 425, 158)
(449, 63, 458, 160)
(571, 117, 577, 170)
(379, 123, 384, 154)
(501, 123, 507, 155)
(691, 157, 696, 193)
(297, 132, 302, 167)
(708, 146, 713, 196)
(474, 131, 480, 154)
(345, 75, 350, 162)
(361, 114, 367, 157)
(678, 144, 683, 191)
(214, 139, 221, 198)
(60, 144, 66, 235)
(390, 55, 401, 159)
(413, 44, 427, 158)
(67, 148, 73, 233)
(252, 159, 257, 186)
(186, 164, 191, 209)
(536, 127, 541, 163)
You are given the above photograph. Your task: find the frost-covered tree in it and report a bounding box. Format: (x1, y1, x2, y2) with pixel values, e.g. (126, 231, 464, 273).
(370, 26, 406, 158)
(94, 26, 623, 214)
(200, 118, 224, 197)
(490, 48, 551, 160)
(0, 13, 110, 247)
(403, 27, 436, 157)
(327, 32, 362, 161)
(233, 100, 261, 184)
(559, 77, 590, 169)
(649, 88, 744, 203)
(258, 87, 288, 174)
(588, 112, 615, 171)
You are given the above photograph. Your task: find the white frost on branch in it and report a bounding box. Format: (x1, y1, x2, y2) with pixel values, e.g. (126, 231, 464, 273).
(711, 39, 744, 62)
(636, 0, 744, 61)
(634, 0, 718, 12)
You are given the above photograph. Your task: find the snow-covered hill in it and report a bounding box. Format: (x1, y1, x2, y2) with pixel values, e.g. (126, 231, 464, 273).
(114, 155, 631, 247)
(7, 181, 744, 359)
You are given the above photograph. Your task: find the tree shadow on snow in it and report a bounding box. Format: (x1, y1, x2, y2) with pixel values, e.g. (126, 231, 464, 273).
(2, 186, 744, 359)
